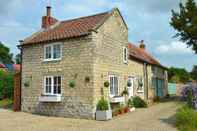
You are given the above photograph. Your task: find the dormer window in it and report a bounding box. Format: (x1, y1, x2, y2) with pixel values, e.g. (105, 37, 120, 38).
(123, 47, 128, 63)
(44, 43, 62, 61)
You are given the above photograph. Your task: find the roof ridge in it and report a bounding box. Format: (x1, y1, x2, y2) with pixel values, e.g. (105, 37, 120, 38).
(60, 11, 110, 23)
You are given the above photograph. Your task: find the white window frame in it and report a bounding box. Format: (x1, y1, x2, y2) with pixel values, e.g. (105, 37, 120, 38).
(43, 76, 62, 96)
(123, 47, 128, 64)
(109, 75, 119, 97)
(44, 43, 62, 61)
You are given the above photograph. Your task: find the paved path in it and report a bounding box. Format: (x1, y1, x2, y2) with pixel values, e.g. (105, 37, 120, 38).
(0, 101, 181, 131)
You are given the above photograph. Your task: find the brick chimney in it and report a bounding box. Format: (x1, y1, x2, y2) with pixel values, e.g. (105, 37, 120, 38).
(139, 40, 145, 50)
(42, 6, 58, 29)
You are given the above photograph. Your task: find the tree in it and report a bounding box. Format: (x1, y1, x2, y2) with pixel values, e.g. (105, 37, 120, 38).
(0, 42, 13, 64)
(190, 65, 197, 80)
(168, 67, 190, 83)
(170, 0, 197, 53)
(15, 54, 21, 64)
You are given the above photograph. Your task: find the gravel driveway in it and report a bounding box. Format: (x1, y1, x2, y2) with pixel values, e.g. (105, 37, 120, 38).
(0, 101, 181, 131)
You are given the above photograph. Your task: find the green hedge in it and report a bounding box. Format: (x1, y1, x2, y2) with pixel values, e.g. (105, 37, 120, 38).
(0, 70, 14, 99)
(132, 96, 147, 108)
(176, 106, 197, 131)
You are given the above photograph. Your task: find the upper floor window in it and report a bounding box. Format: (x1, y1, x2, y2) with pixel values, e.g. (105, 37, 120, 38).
(44, 76, 61, 95)
(109, 75, 118, 97)
(123, 47, 128, 63)
(44, 43, 62, 61)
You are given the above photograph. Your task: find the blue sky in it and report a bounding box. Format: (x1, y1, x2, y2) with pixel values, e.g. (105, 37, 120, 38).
(0, 0, 196, 71)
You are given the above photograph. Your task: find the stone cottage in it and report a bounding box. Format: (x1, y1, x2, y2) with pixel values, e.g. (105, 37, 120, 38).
(19, 7, 168, 119)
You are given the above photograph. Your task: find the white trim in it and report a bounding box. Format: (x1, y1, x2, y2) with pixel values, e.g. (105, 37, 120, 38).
(123, 47, 128, 64)
(109, 75, 118, 98)
(43, 43, 62, 61)
(43, 75, 62, 96)
(127, 76, 134, 98)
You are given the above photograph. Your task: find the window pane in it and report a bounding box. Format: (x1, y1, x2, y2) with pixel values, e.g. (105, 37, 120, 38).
(110, 77, 113, 95)
(114, 77, 118, 95)
(45, 46, 51, 59)
(53, 45, 61, 59)
(45, 77, 52, 93)
(53, 76, 61, 94)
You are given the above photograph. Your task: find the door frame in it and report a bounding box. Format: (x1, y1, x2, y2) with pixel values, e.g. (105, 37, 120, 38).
(127, 76, 134, 98)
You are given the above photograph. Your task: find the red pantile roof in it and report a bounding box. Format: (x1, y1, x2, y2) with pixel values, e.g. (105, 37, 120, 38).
(21, 12, 110, 45)
(0, 63, 5, 68)
(128, 43, 166, 68)
(13, 64, 21, 72)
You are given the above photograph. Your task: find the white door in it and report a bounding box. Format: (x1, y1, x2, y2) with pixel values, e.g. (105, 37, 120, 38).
(128, 77, 134, 98)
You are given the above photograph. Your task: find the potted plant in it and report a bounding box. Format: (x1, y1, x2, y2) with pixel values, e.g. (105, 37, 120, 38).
(127, 98, 135, 112)
(96, 97, 112, 121)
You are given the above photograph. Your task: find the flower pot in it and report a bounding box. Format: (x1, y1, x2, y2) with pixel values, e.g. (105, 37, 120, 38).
(129, 107, 135, 112)
(96, 110, 112, 121)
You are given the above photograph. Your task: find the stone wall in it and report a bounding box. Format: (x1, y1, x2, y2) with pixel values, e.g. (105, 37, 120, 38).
(21, 37, 96, 119)
(92, 9, 145, 106)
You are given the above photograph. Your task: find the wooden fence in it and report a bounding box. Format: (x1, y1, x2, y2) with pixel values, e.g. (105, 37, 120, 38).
(13, 72, 21, 111)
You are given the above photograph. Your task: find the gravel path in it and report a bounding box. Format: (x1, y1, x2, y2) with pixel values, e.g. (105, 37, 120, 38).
(0, 101, 181, 131)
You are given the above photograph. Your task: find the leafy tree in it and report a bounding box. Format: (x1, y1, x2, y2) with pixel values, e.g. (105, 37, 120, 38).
(190, 65, 197, 80)
(170, 0, 197, 53)
(0, 42, 13, 64)
(15, 54, 21, 64)
(168, 67, 190, 83)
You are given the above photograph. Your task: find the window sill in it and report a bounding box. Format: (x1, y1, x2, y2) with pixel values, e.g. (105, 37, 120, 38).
(137, 91, 144, 93)
(39, 94, 62, 102)
(43, 58, 61, 62)
(109, 96, 124, 103)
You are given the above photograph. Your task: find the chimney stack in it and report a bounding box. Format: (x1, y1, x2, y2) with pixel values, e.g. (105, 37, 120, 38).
(139, 40, 145, 50)
(42, 6, 58, 29)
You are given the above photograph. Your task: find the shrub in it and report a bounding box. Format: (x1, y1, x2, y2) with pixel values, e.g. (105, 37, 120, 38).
(127, 98, 133, 108)
(69, 80, 75, 88)
(181, 85, 197, 109)
(104, 81, 109, 88)
(97, 97, 109, 111)
(121, 87, 128, 96)
(176, 106, 197, 131)
(0, 71, 14, 99)
(132, 96, 147, 108)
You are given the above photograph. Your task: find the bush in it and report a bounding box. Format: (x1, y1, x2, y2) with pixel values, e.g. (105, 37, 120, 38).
(127, 98, 133, 108)
(176, 106, 197, 131)
(132, 96, 147, 108)
(97, 97, 109, 111)
(181, 85, 197, 109)
(104, 81, 109, 88)
(0, 71, 14, 99)
(69, 80, 75, 88)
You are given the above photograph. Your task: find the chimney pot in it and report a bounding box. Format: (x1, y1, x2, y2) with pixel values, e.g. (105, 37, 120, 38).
(46, 6, 51, 17)
(139, 40, 146, 49)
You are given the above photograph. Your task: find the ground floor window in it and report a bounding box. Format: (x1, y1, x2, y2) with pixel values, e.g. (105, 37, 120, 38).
(109, 75, 118, 97)
(44, 76, 61, 95)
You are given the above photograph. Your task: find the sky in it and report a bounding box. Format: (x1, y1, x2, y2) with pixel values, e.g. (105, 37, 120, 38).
(0, 0, 196, 71)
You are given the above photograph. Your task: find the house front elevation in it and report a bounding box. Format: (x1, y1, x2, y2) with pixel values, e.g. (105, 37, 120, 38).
(19, 7, 168, 119)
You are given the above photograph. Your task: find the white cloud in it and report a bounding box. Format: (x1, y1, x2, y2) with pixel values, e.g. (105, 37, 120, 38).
(155, 41, 193, 55)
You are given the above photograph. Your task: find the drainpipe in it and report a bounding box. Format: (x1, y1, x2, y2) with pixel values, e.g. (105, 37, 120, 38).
(18, 40, 23, 110)
(143, 63, 148, 100)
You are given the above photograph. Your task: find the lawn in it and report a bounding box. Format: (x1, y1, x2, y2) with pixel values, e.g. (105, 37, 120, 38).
(0, 99, 13, 108)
